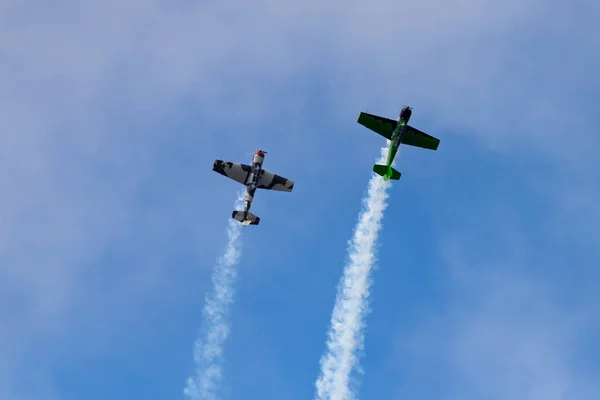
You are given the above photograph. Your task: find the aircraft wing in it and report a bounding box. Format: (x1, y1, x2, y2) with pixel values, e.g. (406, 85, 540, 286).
(401, 125, 440, 151)
(357, 112, 397, 140)
(257, 169, 294, 192)
(212, 159, 251, 185)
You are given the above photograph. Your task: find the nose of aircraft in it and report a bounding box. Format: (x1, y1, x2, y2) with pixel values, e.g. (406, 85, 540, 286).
(400, 106, 412, 121)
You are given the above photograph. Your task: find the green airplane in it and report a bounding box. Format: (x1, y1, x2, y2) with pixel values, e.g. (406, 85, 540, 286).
(357, 106, 440, 180)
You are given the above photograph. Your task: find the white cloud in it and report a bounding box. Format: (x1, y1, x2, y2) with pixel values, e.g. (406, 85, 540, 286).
(315, 146, 392, 400)
(185, 190, 245, 400)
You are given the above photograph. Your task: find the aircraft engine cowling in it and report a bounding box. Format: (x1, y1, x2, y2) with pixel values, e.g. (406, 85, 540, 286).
(400, 107, 412, 122)
(253, 153, 264, 164)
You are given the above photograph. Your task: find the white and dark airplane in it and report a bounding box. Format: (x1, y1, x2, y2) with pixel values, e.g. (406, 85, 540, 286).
(212, 149, 294, 226)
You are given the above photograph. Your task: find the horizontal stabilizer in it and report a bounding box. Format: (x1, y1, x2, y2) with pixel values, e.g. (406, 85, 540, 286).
(232, 210, 260, 226)
(373, 164, 401, 181)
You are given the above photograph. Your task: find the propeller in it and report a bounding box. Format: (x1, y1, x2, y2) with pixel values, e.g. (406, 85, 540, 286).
(245, 149, 267, 158)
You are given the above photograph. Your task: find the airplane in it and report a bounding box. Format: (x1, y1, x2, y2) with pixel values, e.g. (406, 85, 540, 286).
(212, 149, 294, 226)
(357, 106, 440, 180)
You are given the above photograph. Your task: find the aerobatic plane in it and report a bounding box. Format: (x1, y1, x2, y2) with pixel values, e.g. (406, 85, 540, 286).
(357, 106, 440, 180)
(212, 149, 294, 226)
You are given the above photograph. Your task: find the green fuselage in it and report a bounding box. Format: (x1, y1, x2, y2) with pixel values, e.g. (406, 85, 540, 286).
(386, 119, 407, 168)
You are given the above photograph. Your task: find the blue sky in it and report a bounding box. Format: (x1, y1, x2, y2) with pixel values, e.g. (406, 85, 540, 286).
(1, 0, 599, 399)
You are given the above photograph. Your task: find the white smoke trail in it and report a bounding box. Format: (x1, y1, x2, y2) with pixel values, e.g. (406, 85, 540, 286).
(315, 145, 394, 400)
(184, 189, 246, 400)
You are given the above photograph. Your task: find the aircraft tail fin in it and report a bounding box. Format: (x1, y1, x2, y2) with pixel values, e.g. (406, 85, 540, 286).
(232, 210, 260, 226)
(373, 164, 401, 180)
